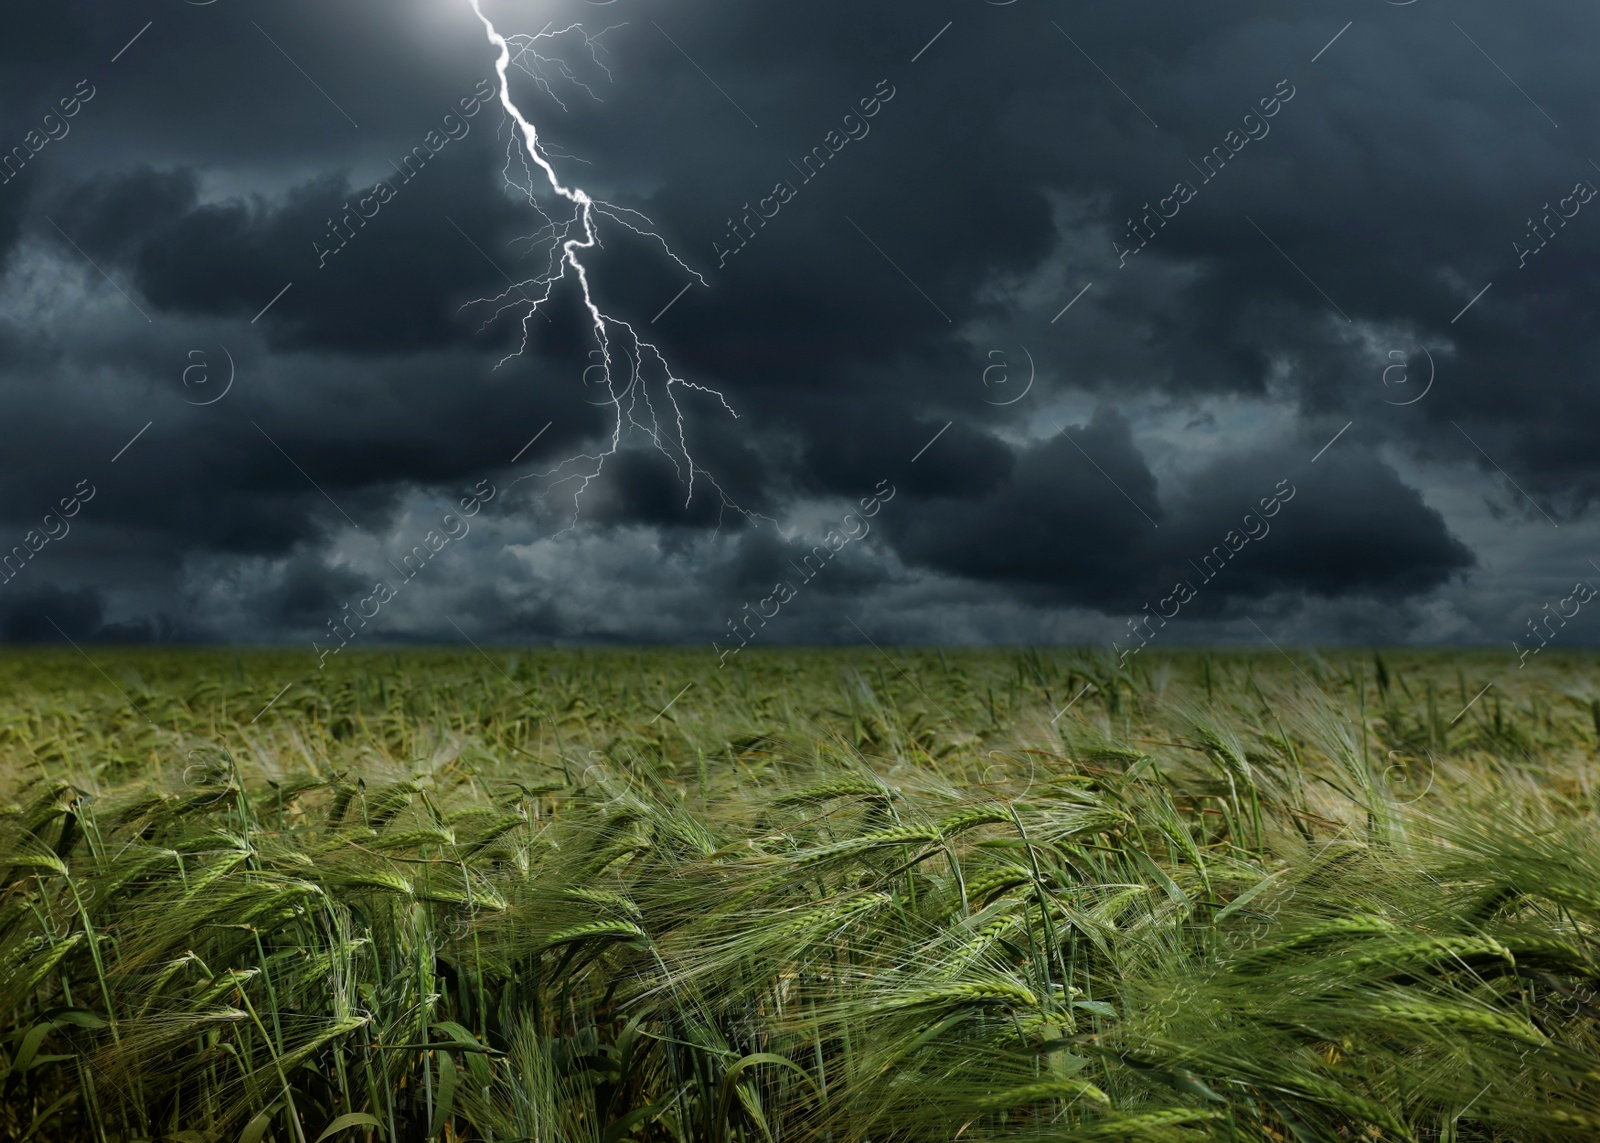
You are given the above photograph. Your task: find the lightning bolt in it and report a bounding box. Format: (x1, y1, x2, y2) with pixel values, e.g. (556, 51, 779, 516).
(466, 2, 754, 532)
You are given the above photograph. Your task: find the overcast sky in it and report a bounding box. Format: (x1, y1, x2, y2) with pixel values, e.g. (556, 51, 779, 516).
(2, 0, 1598, 660)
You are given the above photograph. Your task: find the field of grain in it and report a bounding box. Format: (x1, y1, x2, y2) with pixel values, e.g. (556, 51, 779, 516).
(2, 646, 1599, 1142)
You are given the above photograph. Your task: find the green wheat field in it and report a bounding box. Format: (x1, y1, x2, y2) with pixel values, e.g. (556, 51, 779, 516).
(3, 646, 1599, 1142)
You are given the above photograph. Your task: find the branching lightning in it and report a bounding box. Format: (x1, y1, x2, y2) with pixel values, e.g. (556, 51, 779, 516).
(466, 2, 753, 532)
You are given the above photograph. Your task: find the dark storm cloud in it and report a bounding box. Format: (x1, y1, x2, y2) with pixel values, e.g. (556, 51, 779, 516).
(0, 180, 29, 278)
(254, 554, 372, 631)
(881, 418, 1471, 612)
(0, 328, 615, 561)
(0, 584, 165, 644)
(585, 449, 751, 532)
(882, 408, 1161, 607)
(0, 585, 105, 643)
(1, 0, 1593, 644)
(49, 155, 529, 354)
(1157, 447, 1476, 605)
(802, 414, 1014, 502)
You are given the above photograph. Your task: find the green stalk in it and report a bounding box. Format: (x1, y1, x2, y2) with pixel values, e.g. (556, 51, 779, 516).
(237, 982, 310, 1143)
